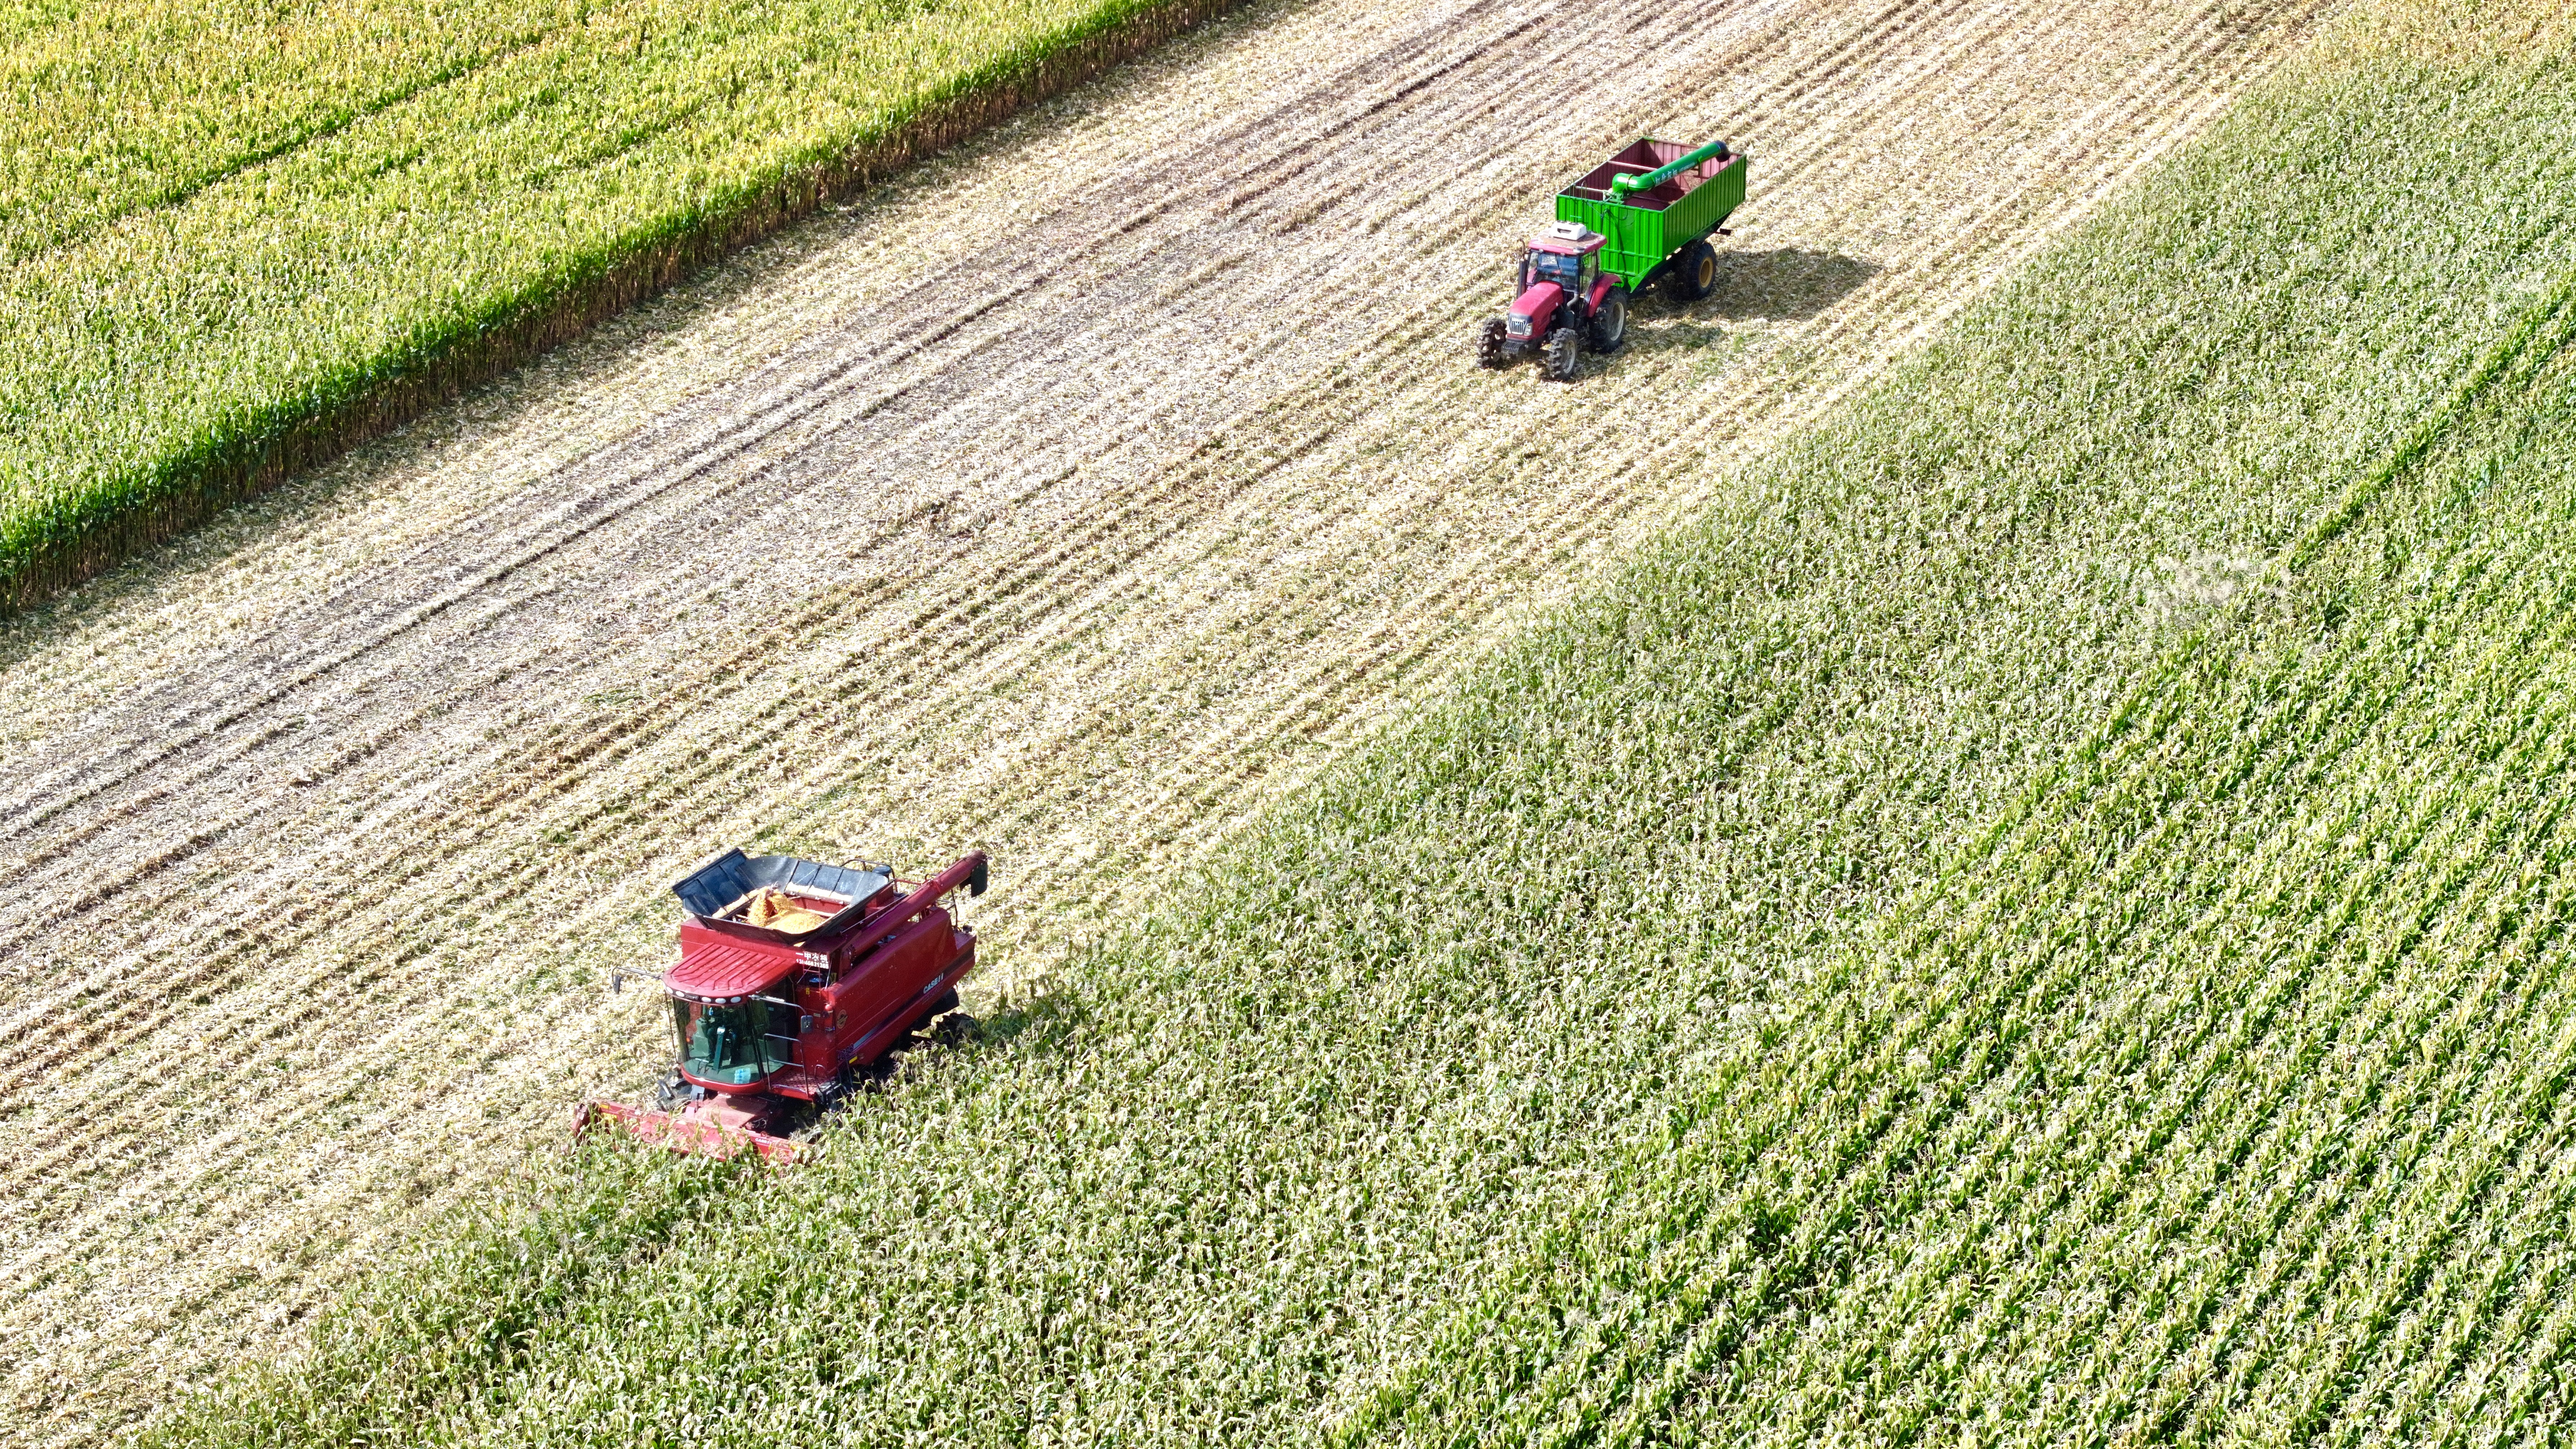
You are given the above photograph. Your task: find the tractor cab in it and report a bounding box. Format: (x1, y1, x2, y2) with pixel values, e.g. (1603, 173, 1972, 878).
(669, 996, 798, 1089)
(663, 932, 804, 1091)
(1519, 222, 1603, 297)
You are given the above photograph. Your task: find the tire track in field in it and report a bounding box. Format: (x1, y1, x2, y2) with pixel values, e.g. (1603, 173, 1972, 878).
(15, 0, 2318, 1379)
(0, 0, 2338, 1439)
(0, 0, 1944, 1097)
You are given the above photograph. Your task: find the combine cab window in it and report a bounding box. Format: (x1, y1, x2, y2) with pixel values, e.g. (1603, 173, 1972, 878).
(671, 999, 799, 1086)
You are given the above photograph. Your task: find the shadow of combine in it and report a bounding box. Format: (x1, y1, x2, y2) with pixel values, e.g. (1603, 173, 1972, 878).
(846, 977, 1092, 1093)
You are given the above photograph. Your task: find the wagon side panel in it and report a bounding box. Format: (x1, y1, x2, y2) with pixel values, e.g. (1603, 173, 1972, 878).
(1554, 192, 1665, 290)
(1669, 154, 1748, 247)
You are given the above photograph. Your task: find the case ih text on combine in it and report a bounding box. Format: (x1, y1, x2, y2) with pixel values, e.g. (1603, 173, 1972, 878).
(1481, 136, 1748, 380)
(580, 847, 990, 1163)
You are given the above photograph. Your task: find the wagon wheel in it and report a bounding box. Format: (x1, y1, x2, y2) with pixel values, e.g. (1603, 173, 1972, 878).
(1541, 326, 1582, 382)
(1587, 289, 1629, 353)
(1664, 240, 1720, 303)
(1477, 317, 1510, 367)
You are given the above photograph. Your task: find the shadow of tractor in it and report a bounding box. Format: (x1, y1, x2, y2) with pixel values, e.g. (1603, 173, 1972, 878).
(1649, 246, 1880, 329)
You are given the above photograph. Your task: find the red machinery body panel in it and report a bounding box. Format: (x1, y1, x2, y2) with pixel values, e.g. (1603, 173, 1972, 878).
(1499, 224, 1612, 355)
(1509, 279, 1565, 335)
(665, 908, 973, 1100)
(1480, 138, 1745, 380)
(579, 849, 987, 1165)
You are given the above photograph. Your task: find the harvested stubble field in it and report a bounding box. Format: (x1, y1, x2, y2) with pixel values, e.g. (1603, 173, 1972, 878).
(1, 0, 2365, 1439)
(134, 0, 2576, 1441)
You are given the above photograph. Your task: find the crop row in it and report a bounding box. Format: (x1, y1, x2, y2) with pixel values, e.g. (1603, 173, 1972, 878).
(2, 0, 558, 265)
(7, 0, 2283, 1430)
(1377, 303, 2576, 1448)
(0, 0, 1230, 607)
(1341, 19, 2576, 1440)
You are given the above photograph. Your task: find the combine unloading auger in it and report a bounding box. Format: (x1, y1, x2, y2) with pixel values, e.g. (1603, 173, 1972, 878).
(578, 848, 989, 1164)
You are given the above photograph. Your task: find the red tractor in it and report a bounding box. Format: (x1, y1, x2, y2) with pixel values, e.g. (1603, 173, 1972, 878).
(1480, 137, 1748, 381)
(578, 847, 988, 1164)
(1482, 221, 1630, 382)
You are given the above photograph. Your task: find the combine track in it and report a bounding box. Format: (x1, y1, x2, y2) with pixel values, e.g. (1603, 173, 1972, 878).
(0, 0, 2338, 1437)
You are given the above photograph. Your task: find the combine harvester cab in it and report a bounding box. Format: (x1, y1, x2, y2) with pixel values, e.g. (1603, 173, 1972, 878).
(580, 847, 989, 1164)
(1480, 136, 1748, 381)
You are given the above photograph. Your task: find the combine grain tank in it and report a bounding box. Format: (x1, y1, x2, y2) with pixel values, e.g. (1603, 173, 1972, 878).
(578, 847, 988, 1164)
(1480, 137, 1748, 380)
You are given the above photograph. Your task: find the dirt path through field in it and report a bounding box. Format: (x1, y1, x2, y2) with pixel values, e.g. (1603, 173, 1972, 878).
(0, 0, 2338, 1436)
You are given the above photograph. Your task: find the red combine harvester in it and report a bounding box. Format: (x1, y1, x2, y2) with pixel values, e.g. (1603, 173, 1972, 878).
(1481, 136, 1748, 380)
(578, 847, 988, 1164)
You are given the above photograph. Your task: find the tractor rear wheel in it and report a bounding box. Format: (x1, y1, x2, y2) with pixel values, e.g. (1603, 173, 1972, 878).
(1541, 326, 1581, 382)
(1588, 289, 1628, 353)
(1477, 317, 1509, 367)
(1664, 240, 1720, 303)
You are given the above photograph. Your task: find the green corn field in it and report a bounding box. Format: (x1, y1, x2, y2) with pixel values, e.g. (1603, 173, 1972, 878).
(132, 0, 2576, 1443)
(0, 0, 1221, 607)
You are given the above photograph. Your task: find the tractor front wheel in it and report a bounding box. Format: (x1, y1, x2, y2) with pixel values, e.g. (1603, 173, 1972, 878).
(1541, 326, 1582, 382)
(1477, 317, 1510, 367)
(1665, 240, 1720, 303)
(1588, 289, 1629, 353)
